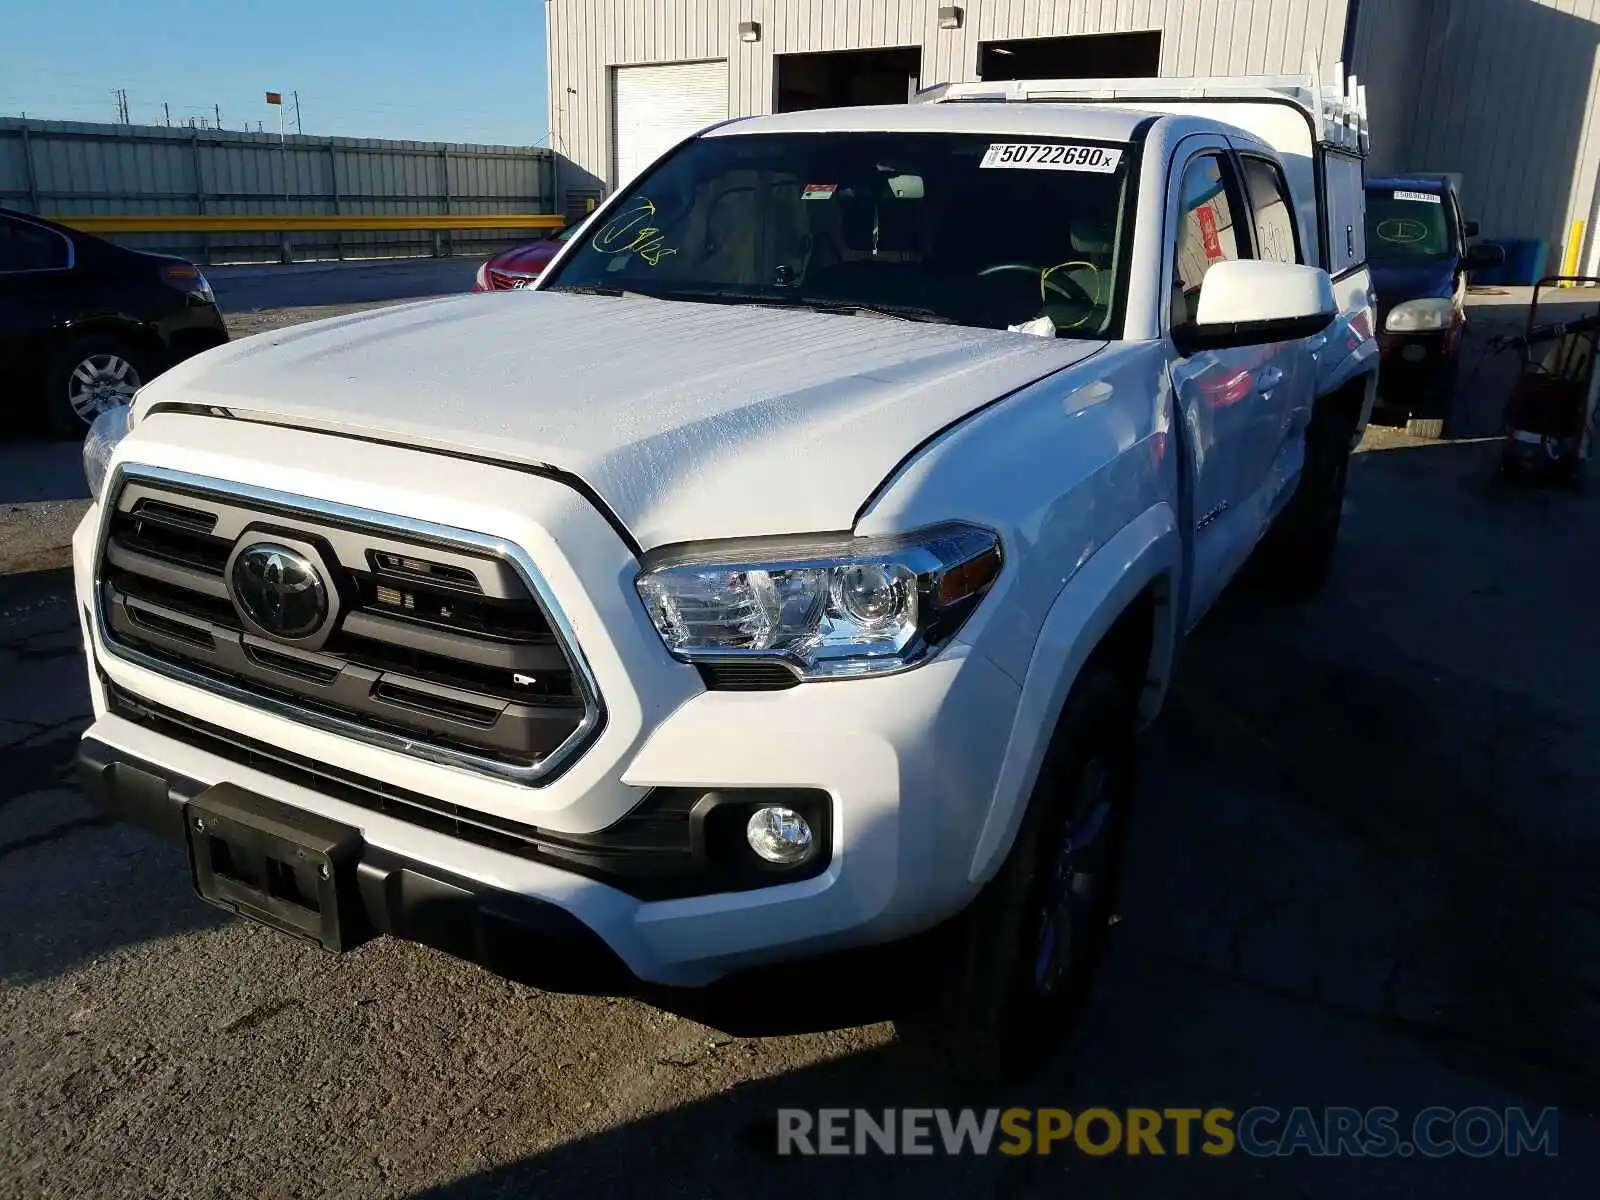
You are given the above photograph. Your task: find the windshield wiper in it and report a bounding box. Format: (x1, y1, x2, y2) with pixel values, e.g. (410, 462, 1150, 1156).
(542, 282, 625, 296)
(550, 283, 956, 325)
(795, 299, 957, 324)
(543, 283, 665, 301)
(643, 287, 956, 324)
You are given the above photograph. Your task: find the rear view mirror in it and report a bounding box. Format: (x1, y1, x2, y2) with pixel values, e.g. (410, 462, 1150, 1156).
(1465, 242, 1505, 269)
(1175, 260, 1337, 354)
(886, 174, 924, 200)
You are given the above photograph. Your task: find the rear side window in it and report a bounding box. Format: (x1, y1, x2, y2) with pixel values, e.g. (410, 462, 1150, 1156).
(1171, 153, 1243, 327)
(0, 218, 71, 272)
(1240, 156, 1301, 264)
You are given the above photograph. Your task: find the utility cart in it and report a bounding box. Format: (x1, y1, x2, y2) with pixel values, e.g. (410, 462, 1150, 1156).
(1499, 276, 1600, 484)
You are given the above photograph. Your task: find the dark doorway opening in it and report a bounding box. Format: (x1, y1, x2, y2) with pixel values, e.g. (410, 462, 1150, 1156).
(775, 46, 923, 113)
(977, 31, 1162, 81)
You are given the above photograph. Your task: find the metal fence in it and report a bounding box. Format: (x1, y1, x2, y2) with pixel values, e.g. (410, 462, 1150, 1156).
(0, 118, 557, 264)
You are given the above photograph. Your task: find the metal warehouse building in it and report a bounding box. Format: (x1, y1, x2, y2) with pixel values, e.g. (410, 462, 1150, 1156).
(546, 0, 1600, 275)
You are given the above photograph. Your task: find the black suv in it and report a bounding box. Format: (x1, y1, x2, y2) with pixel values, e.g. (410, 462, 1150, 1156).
(1364, 176, 1503, 437)
(0, 207, 229, 437)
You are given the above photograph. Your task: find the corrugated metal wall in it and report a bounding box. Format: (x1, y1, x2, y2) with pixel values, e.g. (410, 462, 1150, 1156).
(548, 0, 1353, 197)
(1355, 0, 1600, 259)
(1348, 0, 1434, 173)
(0, 118, 556, 264)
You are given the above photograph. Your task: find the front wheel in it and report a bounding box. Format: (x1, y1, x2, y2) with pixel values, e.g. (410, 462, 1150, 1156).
(44, 334, 156, 438)
(893, 668, 1135, 1084)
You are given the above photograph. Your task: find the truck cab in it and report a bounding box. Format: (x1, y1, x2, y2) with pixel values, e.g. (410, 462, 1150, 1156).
(73, 71, 1379, 1084)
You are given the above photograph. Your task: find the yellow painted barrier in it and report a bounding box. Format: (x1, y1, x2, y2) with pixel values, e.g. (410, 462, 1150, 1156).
(1559, 219, 1586, 285)
(42, 213, 564, 234)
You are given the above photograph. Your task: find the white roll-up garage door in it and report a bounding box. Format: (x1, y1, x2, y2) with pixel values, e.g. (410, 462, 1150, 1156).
(611, 61, 729, 188)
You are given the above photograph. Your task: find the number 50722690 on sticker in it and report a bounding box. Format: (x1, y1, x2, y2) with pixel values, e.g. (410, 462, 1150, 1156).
(980, 142, 1124, 172)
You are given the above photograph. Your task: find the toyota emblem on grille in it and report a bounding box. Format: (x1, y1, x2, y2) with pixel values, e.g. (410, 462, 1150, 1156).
(229, 542, 329, 639)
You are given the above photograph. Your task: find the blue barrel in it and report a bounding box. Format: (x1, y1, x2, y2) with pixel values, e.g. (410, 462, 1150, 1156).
(1497, 239, 1550, 285)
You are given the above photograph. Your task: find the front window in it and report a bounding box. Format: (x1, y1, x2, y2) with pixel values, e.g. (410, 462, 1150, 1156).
(542, 130, 1137, 338)
(1364, 188, 1454, 260)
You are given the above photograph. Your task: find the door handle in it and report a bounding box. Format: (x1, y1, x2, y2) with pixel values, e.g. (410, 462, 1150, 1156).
(1307, 334, 1328, 352)
(1256, 365, 1284, 392)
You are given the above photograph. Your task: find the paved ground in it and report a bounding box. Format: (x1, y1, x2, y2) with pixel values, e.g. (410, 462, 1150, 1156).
(205, 257, 479, 312)
(1, 281, 1598, 1198)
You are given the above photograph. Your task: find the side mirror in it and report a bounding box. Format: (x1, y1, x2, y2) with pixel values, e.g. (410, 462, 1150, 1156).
(1465, 242, 1505, 269)
(1174, 260, 1338, 355)
(1463, 220, 1481, 238)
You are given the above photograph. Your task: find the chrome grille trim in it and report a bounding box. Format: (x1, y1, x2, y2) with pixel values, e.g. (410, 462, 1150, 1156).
(93, 463, 607, 787)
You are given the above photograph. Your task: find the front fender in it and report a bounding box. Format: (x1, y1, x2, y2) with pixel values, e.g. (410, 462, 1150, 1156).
(967, 500, 1181, 885)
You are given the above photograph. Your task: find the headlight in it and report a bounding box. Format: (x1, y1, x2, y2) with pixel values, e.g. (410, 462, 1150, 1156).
(1385, 297, 1455, 332)
(83, 403, 132, 502)
(635, 522, 1002, 679)
(473, 261, 490, 291)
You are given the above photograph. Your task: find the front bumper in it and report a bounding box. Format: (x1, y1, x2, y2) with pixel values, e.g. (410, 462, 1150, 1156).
(77, 735, 636, 994)
(1376, 329, 1460, 417)
(159, 301, 231, 365)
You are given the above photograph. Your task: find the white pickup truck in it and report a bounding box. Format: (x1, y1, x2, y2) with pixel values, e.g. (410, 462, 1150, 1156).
(72, 73, 1377, 1081)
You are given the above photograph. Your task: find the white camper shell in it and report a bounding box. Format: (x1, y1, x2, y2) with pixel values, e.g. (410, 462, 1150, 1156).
(914, 62, 1371, 280)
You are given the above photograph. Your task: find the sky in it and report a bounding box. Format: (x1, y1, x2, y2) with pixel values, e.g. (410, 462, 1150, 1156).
(0, 0, 551, 146)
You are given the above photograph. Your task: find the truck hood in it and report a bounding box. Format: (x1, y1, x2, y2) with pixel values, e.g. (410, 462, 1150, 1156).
(138, 290, 1102, 549)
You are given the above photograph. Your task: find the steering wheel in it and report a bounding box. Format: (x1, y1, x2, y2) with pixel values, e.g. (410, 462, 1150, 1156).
(976, 262, 1097, 308)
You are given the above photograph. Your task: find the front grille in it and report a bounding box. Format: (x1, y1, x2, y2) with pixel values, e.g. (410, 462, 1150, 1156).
(486, 268, 538, 291)
(96, 468, 602, 784)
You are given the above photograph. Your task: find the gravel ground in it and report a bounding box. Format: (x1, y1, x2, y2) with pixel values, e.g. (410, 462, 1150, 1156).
(1, 289, 1597, 1198)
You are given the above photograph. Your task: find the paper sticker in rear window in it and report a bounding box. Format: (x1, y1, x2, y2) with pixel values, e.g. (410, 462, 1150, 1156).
(980, 143, 1123, 173)
(1392, 190, 1442, 204)
(801, 183, 837, 200)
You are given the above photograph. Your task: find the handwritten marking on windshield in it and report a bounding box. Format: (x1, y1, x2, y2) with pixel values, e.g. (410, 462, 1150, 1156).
(1376, 217, 1428, 244)
(1040, 260, 1100, 330)
(590, 199, 678, 266)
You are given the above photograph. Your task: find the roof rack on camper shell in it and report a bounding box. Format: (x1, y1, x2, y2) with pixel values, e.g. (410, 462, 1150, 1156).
(912, 57, 1370, 157)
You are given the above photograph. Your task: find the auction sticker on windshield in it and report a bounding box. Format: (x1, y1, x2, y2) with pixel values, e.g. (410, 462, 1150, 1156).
(1392, 190, 1442, 203)
(980, 143, 1123, 173)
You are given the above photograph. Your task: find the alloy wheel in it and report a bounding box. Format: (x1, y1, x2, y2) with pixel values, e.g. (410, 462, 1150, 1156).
(67, 353, 142, 423)
(1032, 758, 1114, 995)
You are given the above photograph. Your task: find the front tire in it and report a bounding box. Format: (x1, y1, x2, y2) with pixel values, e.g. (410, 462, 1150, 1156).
(44, 334, 156, 438)
(893, 668, 1135, 1085)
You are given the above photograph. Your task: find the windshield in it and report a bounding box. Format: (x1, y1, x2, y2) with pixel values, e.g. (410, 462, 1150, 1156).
(1365, 188, 1455, 260)
(541, 130, 1136, 338)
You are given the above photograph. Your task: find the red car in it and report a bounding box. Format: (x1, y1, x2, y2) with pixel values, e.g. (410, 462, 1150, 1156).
(471, 225, 574, 291)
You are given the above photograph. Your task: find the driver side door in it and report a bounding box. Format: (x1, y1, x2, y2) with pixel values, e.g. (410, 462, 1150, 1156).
(1165, 141, 1291, 628)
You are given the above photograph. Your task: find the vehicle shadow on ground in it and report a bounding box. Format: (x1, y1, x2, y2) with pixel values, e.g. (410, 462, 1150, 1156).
(410, 436, 1599, 1199)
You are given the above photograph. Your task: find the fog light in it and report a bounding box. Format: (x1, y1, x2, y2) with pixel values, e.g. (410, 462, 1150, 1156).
(746, 805, 814, 865)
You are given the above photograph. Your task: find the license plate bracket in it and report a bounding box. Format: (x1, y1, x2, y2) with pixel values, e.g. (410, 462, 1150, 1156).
(186, 783, 369, 952)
